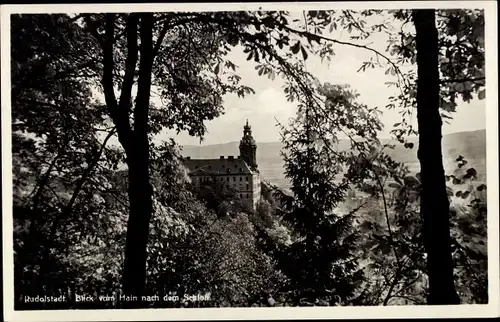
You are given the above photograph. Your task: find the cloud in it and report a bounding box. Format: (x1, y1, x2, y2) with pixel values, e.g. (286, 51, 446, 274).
(256, 87, 296, 120)
(160, 20, 485, 146)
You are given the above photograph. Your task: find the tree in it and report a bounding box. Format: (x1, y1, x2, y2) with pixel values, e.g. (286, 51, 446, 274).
(288, 9, 484, 304)
(79, 12, 255, 303)
(271, 83, 388, 306)
(10, 14, 119, 306)
(11, 9, 486, 307)
(11, 12, 240, 305)
(79, 11, 345, 302)
(13, 10, 326, 304)
(412, 9, 460, 304)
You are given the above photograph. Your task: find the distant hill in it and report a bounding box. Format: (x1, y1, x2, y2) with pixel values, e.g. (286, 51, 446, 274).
(181, 129, 486, 189)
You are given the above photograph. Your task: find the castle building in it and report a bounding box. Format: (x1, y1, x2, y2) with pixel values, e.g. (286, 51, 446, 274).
(183, 120, 261, 210)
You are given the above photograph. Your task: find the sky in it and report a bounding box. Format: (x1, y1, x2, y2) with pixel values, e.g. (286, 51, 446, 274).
(157, 11, 486, 146)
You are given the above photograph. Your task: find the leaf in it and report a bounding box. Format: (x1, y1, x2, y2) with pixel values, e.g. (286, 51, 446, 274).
(478, 89, 485, 100)
(403, 176, 420, 187)
(291, 41, 301, 54)
(476, 184, 486, 191)
(441, 101, 457, 112)
(404, 142, 414, 149)
(254, 50, 260, 63)
(300, 46, 308, 61)
(246, 50, 254, 61)
(329, 22, 336, 33)
(214, 63, 220, 75)
(228, 35, 239, 47)
(465, 168, 477, 179)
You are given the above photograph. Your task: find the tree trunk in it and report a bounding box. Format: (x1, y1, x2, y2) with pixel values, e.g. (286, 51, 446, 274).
(121, 13, 155, 308)
(412, 9, 460, 304)
(100, 12, 155, 307)
(122, 142, 153, 306)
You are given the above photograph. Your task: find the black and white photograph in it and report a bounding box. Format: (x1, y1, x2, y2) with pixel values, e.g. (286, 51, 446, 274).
(1, 1, 499, 321)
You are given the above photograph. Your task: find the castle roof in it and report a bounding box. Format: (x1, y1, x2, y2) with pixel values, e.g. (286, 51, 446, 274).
(183, 156, 256, 175)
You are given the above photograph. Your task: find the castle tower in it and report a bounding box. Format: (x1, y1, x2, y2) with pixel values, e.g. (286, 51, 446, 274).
(239, 119, 258, 170)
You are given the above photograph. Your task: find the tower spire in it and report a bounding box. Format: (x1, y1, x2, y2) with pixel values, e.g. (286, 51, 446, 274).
(239, 120, 257, 170)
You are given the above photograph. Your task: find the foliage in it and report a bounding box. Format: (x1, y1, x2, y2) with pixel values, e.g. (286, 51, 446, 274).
(270, 82, 392, 306)
(292, 9, 484, 144)
(354, 156, 487, 305)
(11, 13, 120, 309)
(194, 177, 247, 216)
(293, 8, 485, 305)
(11, 9, 487, 308)
(10, 12, 275, 307)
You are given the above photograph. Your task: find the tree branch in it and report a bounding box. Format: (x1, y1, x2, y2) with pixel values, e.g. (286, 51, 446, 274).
(102, 13, 119, 122)
(118, 14, 139, 120)
(152, 20, 169, 60)
(64, 128, 117, 212)
(283, 24, 408, 85)
(30, 153, 60, 210)
(134, 13, 154, 135)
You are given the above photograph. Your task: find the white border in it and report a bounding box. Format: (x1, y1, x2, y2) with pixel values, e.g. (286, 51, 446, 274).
(1, 1, 498, 321)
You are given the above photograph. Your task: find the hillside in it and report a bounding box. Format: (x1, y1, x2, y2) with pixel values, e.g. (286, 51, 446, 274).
(181, 129, 487, 189)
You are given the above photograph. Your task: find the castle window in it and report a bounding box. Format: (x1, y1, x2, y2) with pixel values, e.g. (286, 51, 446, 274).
(227, 168, 230, 173)
(246, 193, 249, 198)
(239, 168, 243, 172)
(246, 177, 249, 182)
(239, 177, 242, 181)
(233, 177, 236, 182)
(240, 194, 243, 198)
(246, 184, 249, 190)
(234, 164, 237, 168)
(227, 177, 229, 182)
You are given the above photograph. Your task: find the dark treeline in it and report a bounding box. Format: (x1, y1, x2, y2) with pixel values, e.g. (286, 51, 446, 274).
(11, 9, 486, 309)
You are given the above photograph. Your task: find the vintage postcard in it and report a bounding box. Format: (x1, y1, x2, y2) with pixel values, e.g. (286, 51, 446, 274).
(1, 1, 498, 321)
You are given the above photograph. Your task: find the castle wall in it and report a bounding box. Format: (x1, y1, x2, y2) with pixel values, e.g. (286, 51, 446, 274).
(250, 172, 261, 209)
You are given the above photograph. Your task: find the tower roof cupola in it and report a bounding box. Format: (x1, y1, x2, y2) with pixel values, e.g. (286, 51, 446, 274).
(241, 119, 256, 146)
(239, 119, 258, 170)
